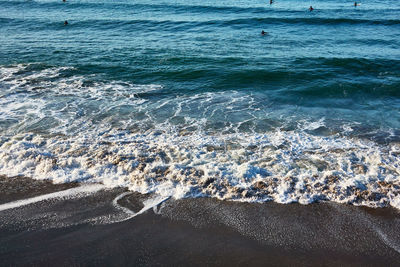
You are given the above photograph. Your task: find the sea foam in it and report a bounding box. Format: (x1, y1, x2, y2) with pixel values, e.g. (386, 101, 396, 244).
(1, 64, 399, 209)
(0, 128, 399, 209)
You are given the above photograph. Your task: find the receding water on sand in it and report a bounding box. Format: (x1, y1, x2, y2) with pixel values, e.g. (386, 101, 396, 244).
(0, 175, 400, 266)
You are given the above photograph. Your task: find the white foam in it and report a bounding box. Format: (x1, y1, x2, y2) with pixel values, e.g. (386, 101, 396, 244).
(112, 192, 136, 216)
(109, 192, 169, 223)
(0, 64, 164, 136)
(1, 64, 400, 209)
(2, 127, 398, 209)
(0, 184, 105, 212)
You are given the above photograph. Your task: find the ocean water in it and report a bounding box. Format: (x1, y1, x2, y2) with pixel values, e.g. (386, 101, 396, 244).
(0, 0, 399, 208)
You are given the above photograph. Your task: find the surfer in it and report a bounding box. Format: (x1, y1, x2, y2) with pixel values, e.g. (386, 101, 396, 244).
(309, 6, 314, 11)
(64, 20, 68, 25)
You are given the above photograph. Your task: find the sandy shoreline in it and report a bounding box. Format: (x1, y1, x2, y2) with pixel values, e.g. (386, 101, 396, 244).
(0, 175, 399, 266)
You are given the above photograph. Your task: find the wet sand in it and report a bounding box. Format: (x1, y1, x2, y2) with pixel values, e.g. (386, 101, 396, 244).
(0, 175, 399, 266)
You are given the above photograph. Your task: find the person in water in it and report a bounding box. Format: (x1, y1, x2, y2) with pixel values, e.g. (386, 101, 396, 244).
(309, 6, 314, 11)
(261, 30, 267, 35)
(64, 20, 68, 25)
(62, 0, 66, 2)
(354, 2, 358, 6)
(270, 0, 273, 5)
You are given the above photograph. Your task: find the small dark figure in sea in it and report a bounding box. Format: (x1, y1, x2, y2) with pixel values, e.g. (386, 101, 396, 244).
(64, 20, 68, 25)
(270, 0, 273, 5)
(354, 2, 358, 6)
(309, 6, 314, 11)
(261, 30, 267, 35)
(62, 0, 66, 2)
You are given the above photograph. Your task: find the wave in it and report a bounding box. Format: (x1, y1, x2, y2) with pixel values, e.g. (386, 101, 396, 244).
(2, 58, 399, 101)
(0, 127, 399, 210)
(1, 64, 400, 210)
(3, 0, 400, 16)
(3, 16, 400, 33)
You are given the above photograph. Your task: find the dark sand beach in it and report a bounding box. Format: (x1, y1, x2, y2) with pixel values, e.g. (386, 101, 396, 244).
(0, 175, 399, 266)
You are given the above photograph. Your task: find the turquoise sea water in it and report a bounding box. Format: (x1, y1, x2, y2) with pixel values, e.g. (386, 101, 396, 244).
(0, 0, 399, 208)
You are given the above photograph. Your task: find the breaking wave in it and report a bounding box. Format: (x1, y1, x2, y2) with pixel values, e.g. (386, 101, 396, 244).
(1, 64, 400, 210)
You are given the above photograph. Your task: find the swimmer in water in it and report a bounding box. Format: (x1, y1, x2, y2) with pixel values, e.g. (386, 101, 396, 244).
(62, 0, 66, 2)
(261, 30, 267, 35)
(354, 2, 358, 6)
(309, 6, 314, 11)
(270, 0, 273, 5)
(64, 20, 68, 25)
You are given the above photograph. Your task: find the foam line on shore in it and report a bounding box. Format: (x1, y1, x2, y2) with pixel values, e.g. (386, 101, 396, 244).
(112, 192, 136, 215)
(110, 192, 170, 223)
(0, 184, 105, 212)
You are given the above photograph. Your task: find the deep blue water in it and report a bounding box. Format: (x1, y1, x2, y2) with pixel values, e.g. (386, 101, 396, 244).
(0, 0, 399, 207)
